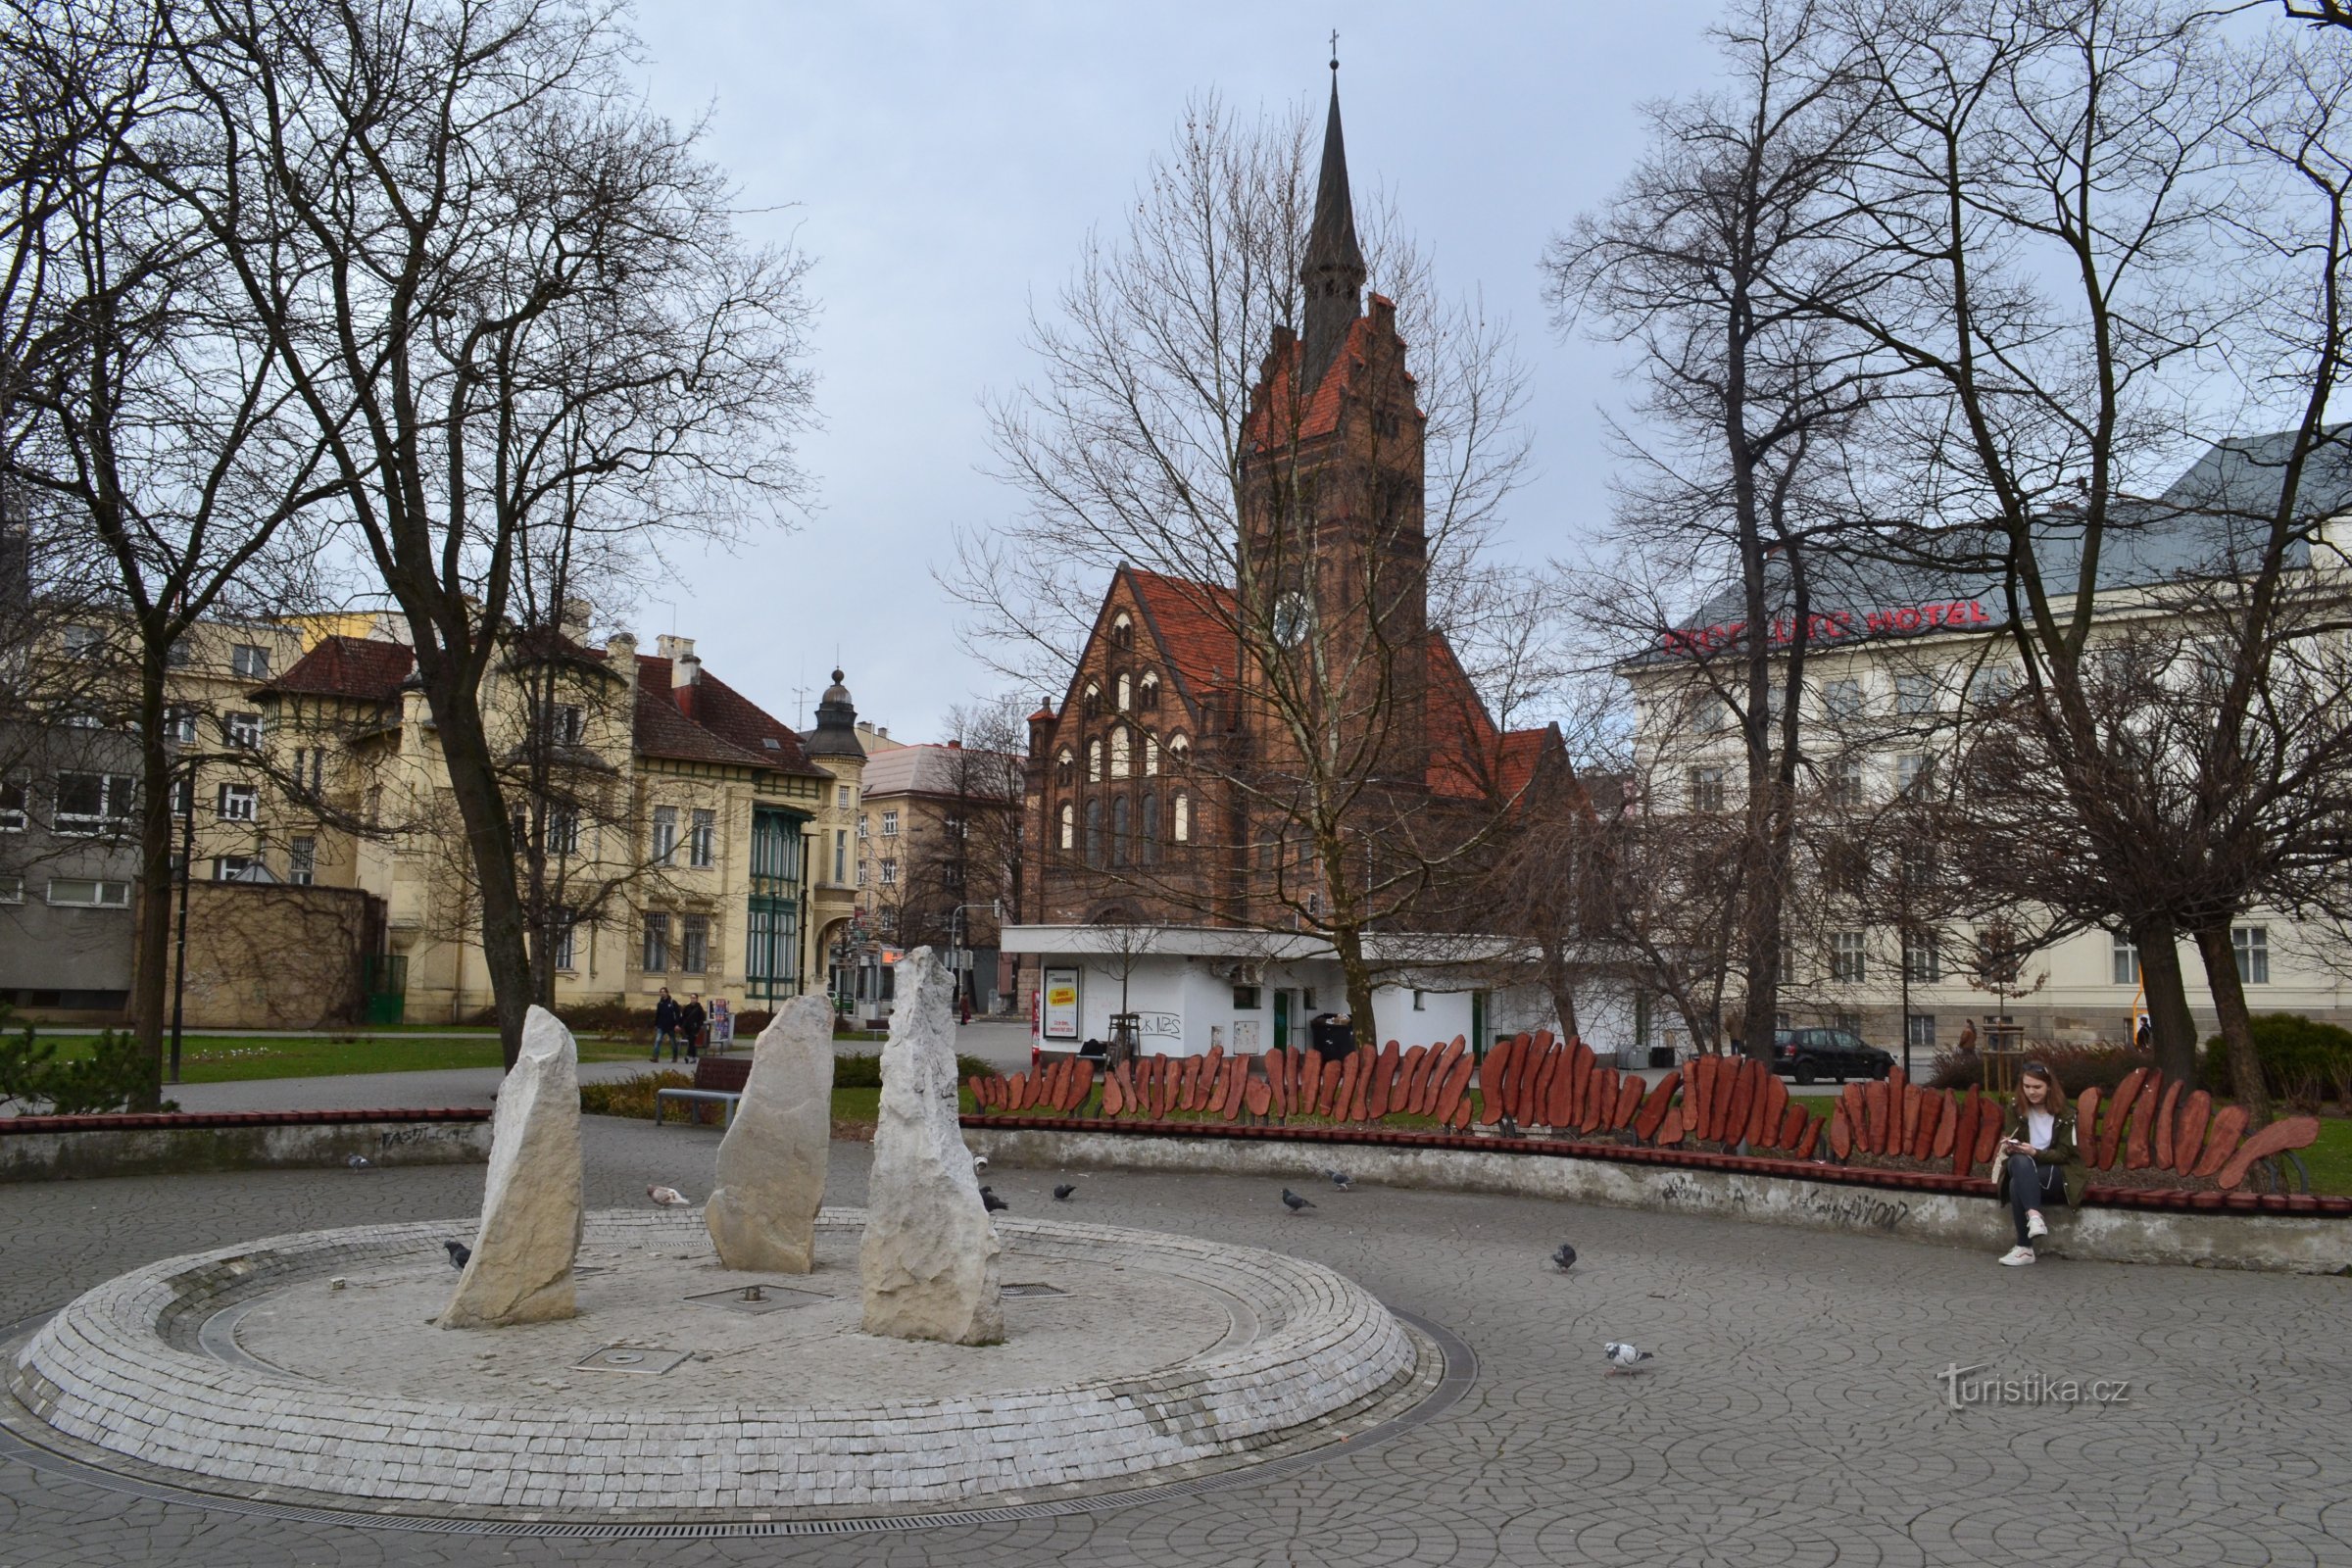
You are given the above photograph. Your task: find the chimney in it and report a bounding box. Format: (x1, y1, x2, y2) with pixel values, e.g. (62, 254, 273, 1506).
(659, 634, 700, 719)
(946, 738, 961, 750)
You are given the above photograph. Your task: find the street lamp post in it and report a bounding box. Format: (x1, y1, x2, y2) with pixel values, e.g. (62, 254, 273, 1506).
(168, 759, 196, 1086)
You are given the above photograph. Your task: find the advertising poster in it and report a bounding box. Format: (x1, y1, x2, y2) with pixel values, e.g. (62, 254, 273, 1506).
(1043, 967, 1080, 1040)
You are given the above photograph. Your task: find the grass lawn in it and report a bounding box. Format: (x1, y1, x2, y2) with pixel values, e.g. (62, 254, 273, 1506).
(34, 1033, 650, 1083)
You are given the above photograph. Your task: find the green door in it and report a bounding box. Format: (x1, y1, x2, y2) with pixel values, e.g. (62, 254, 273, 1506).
(1273, 990, 1291, 1052)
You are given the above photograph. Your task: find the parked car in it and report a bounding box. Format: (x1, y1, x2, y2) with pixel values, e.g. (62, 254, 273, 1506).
(1769, 1027, 1894, 1085)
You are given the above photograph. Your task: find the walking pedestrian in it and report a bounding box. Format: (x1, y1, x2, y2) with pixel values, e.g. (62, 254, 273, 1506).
(652, 988, 682, 1062)
(1993, 1062, 2078, 1266)
(679, 994, 708, 1062)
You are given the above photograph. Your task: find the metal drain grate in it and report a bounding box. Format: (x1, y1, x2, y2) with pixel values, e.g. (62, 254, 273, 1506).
(574, 1346, 692, 1375)
(684, 1283, 820, 1315)
(1001, 1283, 1068, 1298)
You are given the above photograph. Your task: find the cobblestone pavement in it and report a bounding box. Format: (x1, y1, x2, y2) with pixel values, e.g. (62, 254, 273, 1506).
(2, 1113, 2347, 1566)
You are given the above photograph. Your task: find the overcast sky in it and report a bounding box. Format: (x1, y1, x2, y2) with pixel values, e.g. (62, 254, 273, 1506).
(619, 3, 1729, 740)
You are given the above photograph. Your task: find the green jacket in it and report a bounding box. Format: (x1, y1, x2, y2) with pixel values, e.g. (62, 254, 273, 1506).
(1993, 1103, 2080, 1200)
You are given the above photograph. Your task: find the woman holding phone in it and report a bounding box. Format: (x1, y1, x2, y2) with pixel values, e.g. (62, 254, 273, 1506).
(1994, 1062, 2078, 1265)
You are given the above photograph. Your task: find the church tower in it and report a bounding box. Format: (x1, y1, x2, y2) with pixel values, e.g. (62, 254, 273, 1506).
(1238, 61, 1430, 788)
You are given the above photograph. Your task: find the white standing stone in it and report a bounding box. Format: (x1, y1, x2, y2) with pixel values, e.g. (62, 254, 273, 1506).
(859, 948, 1002, 1345)
(706, 994, 835, 1272)
(441, 1006, 583, 1328)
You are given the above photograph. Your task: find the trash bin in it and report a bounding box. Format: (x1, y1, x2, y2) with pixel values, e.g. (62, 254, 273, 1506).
(1648, 1046, 1675, 1069)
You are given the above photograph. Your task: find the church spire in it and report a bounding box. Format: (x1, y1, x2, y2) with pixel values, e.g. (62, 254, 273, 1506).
(1299, 54, 1366, 398)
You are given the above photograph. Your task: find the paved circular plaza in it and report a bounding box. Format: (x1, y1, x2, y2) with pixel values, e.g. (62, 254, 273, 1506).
(2, 1110, 2347, 1566)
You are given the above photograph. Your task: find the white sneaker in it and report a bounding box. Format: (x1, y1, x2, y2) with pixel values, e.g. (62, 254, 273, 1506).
(2026, 1209, 2048, 1240)
(1999, 1246, 2037, 1266)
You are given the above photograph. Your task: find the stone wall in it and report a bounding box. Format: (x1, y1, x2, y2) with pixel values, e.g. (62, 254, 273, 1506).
(964, 1125, 2352, 1274)
(0, 1109, 490, 1182)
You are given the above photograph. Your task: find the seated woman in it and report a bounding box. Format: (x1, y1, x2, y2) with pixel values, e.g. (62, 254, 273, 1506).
(1994, 1062, 2078, 1266)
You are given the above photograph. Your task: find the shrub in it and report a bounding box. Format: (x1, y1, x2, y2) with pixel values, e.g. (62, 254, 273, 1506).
(579, 1069, 691, 1119)
(2201, 1013, 2352, 1102)
(830, 1053, 995, 1089)
(0, 1014, 165, 1115)
(1930, 1042, 2150, 1099)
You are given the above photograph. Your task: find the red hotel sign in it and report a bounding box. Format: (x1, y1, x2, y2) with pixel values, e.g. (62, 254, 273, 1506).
(1660, 599, 1993, 656)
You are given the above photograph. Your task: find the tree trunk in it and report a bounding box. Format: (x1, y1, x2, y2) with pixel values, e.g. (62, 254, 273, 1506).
(2190, 921, 2272, 1127)
(418, 668, 531, 1068)
(1332, 922, 1379, 1055)
(2131, 916, 2199, 1086)
(126, 649, 173, 1108)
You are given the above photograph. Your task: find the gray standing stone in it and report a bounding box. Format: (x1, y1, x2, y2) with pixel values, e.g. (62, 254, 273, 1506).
(859, 948, 1003, 1345)
(706, 994, 835, 1272)
(440, 1005, 583, 1328)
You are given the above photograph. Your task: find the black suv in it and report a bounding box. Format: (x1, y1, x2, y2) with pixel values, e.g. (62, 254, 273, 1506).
(1770, 1027, 1894, 1085)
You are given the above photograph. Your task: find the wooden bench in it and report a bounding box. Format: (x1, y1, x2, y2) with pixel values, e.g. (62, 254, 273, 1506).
(655, 1055, 753, 1128)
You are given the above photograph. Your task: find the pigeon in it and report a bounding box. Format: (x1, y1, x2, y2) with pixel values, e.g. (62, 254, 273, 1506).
(1551, 1244, 1578, 1272)
(346, 1154, 372, 1170)
(972, 1153, 990, 1174)
(647, 1185, 692, 1207)
(1604, 1342, 1655, 1375)
(1326, 1169, 1353, 1192)
(1281, 1188, 1315, 1214)
(443, 1240, 471, 1270)
(981, 1186, 1010, 1213)
(1053, 1183, 1077, 1201)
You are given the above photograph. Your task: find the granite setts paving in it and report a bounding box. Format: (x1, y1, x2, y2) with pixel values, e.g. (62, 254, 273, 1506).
(3, 1118, 2350, 1566)
(10, 1207, 1416, 1516)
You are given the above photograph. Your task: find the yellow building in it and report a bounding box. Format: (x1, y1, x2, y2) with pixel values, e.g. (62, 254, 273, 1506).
(246, 626, 830, 1026)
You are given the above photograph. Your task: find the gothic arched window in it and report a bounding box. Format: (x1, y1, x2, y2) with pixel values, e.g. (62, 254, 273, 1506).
(1088, 739, 1102, 782)
(1169, 733, 1190, 769)
(1085, 799, 1102, 866)
(1109, 726, 1131, 779)
(1140, 672, 1160, 710)
(1110, 612, 1134, 650)
(1145, 734, 1159, 776)
(1058, 801, 1074, 851)
(1111, 796, 1129, 866)
(1055, 748, 1072, 786)
(1173, 792, 1192, 844)
(1083, 683, 1100, 719)
(1116, 673, 1131, 711)
(1141, 793, 1159, 863)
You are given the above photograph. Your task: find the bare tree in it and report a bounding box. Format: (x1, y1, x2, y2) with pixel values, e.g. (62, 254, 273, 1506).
(1807, 0, 2352, 1117)
(5, 1, 345, 1102)
(1544, 0, 1885, 1063)
(952, 86, 1536, 1032)
(135, 0, 815, 1064)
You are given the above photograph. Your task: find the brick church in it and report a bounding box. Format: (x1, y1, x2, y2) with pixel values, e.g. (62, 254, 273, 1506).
(1005, 71, 1587, 1061)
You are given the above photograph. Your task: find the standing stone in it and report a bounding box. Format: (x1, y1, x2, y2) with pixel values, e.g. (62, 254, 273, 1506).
(706, 994, 834, 1272)
(860, 948, 1003, 1345)
(441, 1006, 583, 1329)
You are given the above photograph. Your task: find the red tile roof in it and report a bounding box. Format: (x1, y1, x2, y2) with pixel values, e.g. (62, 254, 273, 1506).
(1122, 567, 1242, 707)
(671, 664, 826, 776)
(260, 635, 414, 702)
(1424, 638, 1555, 802)
(1240, 301, 1420, 452)
(632, 656, 823, 775)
